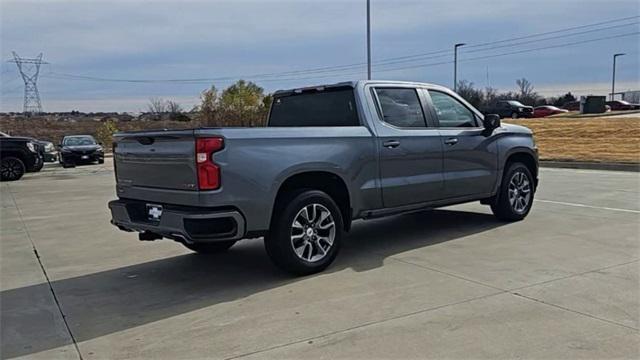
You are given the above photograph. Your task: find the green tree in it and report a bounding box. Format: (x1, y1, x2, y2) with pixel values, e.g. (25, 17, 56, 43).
(197, 85, 219, 126)
(95, 120, 119, 149)
(218, 80, 267, 127)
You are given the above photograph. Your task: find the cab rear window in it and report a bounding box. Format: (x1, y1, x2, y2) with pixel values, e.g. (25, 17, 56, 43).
(269, 88, 359, 127)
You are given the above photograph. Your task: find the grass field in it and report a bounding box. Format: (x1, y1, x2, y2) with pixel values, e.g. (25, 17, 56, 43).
(510, 116, 640, 163)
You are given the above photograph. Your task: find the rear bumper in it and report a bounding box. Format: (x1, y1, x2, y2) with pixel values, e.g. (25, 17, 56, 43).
(108, 199, 246, 244)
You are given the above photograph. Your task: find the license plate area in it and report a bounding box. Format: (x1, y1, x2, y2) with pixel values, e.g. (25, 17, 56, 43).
(81, 155, 89, 159)
(146, 204, 163, 222)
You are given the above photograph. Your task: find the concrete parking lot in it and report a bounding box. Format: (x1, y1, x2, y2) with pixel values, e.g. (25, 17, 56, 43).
(1, 159, 638, 359)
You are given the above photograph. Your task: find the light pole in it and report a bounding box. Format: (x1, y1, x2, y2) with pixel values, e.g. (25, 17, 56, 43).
(611, 53, 625, 101)
(453, 43, 466, 92)
(366, 0, 371, 80)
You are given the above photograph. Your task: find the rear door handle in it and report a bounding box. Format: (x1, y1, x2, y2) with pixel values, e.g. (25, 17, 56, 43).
(383, 140, 400, 148)
(444, 137, 458, 146)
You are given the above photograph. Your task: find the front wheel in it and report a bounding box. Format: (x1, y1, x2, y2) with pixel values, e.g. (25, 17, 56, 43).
(183, 240, 237, 254)
(491, 162, 535, 221)
(1, 157, 26, 181)
(265, 190, 343, 275)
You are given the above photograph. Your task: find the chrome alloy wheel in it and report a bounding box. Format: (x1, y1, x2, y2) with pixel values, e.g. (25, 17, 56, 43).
(290, 203, 336, 262)
(508, 171, 531, 214)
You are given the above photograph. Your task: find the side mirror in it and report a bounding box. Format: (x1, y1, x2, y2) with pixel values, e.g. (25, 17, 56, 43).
(483, 114, 501, 131)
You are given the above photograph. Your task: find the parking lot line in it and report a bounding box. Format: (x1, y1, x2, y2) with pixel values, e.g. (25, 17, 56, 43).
(535, 199, 640, 214)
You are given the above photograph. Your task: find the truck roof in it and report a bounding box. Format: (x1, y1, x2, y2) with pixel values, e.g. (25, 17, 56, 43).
(273, 80, 444, 96)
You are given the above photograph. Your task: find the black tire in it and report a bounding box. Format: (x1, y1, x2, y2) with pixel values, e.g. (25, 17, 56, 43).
(491, 162, 535, 221)
(183, 240, 237, 254)
(1, 157, 26, 181)
(265, 189, 343, 276)
(62, 161, 75, 168)
(98, 158, 105, 164)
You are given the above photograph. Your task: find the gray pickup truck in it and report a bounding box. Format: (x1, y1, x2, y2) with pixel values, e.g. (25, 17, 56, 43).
(109, 80, 538, 275)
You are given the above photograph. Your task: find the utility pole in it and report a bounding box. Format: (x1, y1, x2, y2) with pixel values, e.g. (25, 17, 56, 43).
(366, 0, 371, 80)
(453, 43, 465, 92)
(611, 53, 625, 101)
(9, 52, 47, 115)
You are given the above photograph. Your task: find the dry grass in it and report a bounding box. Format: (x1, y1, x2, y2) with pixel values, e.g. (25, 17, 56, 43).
(509, 116, 640, 163)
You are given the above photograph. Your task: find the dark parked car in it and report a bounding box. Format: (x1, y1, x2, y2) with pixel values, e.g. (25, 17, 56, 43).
(37, 140, 58, 162)
(109, 80, 538, 275)
(484, 100, 533, 119)
(562, 101, 580, 111)
(59, 135, 104, 168)
(606, 100, 640, 111)
(533, 105, 569, 118)
(1, 131, 49, 169)
(0, 135, 44, 181)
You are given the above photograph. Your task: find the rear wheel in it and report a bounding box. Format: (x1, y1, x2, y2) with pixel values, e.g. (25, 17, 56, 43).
(265, 190, 343, 275)
(491, 162, 534, 221)
(183, 240, 237, 254)
(1, 157, 26, 181)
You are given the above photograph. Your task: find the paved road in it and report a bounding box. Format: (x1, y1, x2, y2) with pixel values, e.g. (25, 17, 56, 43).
(1, 160, 639, 359)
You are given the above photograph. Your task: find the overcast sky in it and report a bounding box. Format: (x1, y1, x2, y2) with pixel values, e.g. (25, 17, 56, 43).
(1, 0, 639, 112)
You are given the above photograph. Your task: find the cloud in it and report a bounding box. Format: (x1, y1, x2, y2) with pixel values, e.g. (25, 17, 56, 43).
(1, 0, 638, 112)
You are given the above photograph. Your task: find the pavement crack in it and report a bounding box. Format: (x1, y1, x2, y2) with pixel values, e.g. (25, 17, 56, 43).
(7, 185, 85, 360)
(510, 292, 639, 332)
(509, 259, 640, 293)
(388, 256, 506, 292)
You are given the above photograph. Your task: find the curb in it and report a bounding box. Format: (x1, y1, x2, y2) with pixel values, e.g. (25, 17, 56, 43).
(540, 160, 639, 172)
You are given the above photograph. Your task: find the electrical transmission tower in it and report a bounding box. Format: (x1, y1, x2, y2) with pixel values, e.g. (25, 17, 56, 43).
(9, 52, 47, 115)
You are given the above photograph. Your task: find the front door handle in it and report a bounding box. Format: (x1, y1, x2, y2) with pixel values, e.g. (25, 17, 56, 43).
(383, 140, 400, 148)
(444, 137, 458, 146)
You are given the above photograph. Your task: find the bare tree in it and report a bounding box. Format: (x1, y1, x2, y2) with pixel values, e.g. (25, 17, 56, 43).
(516, 78, 535, 97)
(166, 100, 183, 114)
(147, 97, 167, 114)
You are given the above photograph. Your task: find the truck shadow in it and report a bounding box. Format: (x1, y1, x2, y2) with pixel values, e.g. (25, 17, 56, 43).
(1, 208, 505, 358)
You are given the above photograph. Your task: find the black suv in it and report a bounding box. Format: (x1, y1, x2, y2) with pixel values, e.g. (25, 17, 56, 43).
(484, 100, 534, 119)
(59, 135, 105, 168)
(0, 136, 44, 181)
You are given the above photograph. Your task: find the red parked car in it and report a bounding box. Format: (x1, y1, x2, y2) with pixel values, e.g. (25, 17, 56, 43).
(533, 105, 569, 118)
(606, 100, 640, 111)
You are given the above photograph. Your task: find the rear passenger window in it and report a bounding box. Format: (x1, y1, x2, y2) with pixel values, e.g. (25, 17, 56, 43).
(428, 90, 477, 127)
(374, 88, 426, 128)
(269, 88, 359, 127)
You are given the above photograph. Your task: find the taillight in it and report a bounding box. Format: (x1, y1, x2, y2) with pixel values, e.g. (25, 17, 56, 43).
(196, 137, 224, 190)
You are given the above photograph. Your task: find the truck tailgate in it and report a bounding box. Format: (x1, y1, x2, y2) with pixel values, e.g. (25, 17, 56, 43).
(114, 130, 198, 191)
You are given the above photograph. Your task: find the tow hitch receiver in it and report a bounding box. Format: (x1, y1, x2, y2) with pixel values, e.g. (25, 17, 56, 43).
(139, 231, 163, 241)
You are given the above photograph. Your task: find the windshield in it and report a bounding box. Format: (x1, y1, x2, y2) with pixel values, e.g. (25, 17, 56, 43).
(63, 136, 97, 146)
(508, 101, 526, 107)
